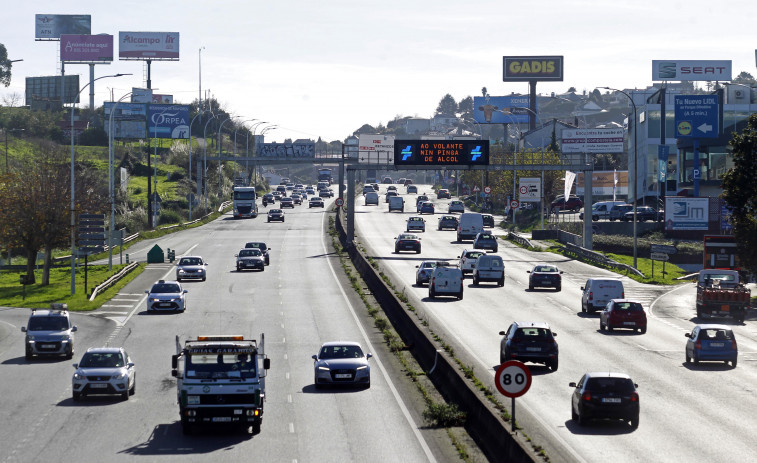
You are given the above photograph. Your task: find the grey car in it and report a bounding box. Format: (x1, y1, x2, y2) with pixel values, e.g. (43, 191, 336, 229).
(72, 347, 135, 401)
(236, 249, 266, 271)
(22, 305, 77, 360)
(313, 342, 372, 388)
(145, 280, 187, 312)
(176, 256, 208, 281)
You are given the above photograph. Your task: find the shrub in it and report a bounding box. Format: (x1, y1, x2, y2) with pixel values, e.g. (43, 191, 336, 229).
(423, 402, 466, 427)
(157, 208, 184, 226)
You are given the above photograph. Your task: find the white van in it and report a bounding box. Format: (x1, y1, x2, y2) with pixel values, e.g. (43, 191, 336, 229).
(472, 254, 505, 286)
(581, 278, 625, 313)
(388, 196, 404, 212)
(457, 212, 484, 242)
(580, 201, 626, 221)
(428, 266, 464, 300)
(365, 192, 379, 205)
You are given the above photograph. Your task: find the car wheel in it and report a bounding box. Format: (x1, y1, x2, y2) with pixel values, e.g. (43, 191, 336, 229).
(630, 415, 639, 429)
(581, 302, 586, 313)
(394, 247, 399, 253)
(685, 353, 691, 363)
(176, 277, 181, 282)
(600, 320, 606, 331)
(549, 359, 558, 372)
(640, 327, 647, 334)
(181, 419, 193, 435)
(66, 348, 74, 360)
(555, 285, 561, 291)
(457, 290, 463, 300)
(528, 284, 533, 290)
(731, 359, 738, 368)
(500, 352, 505, 364)
(577, 411, 587, 426)
(571, 405, 578, 421)
(267, 219, 270, 223)
(25, 347, 32, 360)
(498, 277, 505, 287)
(122, 389, 129, 401)
(416, 248, 421, 254)
(130, 375, 136, 395)
(252, 422, 262, 435)
(473, 275, 479, 286)
(607, 325, 614, 332)
(429, 286, 435, 299)
(693, 355, 699, 364)
(72, 392, 81, 401)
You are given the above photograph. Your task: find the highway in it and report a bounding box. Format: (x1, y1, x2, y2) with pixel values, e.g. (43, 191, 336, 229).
(353, 184, 757, 463)
(0, 197, 444, 463)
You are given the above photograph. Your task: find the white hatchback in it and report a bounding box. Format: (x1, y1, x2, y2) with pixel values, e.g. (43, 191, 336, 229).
(458, 249, 485, 275)
(406, 216, 426, 232)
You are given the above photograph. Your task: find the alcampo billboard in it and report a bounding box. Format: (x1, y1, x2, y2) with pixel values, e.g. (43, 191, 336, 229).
(503, 56, 563, 82)
(119, 32, 180, 60)
(60, 34, 113, 63)
(35, 14, 91, 40)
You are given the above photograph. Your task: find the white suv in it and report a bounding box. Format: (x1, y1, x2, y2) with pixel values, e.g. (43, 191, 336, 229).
(72, 347, 135, 401)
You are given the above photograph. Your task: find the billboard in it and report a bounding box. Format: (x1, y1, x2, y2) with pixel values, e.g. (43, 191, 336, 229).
(25, 75, 80, 106)
(60, 34, 113, 63)
(358, 134, 395, 164)
(148, 104, 190, 139)
(104, 102, 147, 139)
(119, 32, 180, 60)
(35, 14, 91, 40)
(652, 60, 732, 81)
(519, 178, 541, 202)
(576, 171, 628, 196)
(503, 56, 563, 82)
(474, 96, 533, 124)
(665, 197, 710, 230)
(393, 140, 489, 166)
(561, 128, 625, 153)
(257, 142, 316, 158)
(131, 88, 153, 103)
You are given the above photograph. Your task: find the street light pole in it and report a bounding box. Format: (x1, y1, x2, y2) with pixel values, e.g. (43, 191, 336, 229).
(188, 110, 209, 221)
(70, 73, 130, 295)
(600, 87, 638, 268)
(202, 114, 218, 211)
(107, 91, 133, 270)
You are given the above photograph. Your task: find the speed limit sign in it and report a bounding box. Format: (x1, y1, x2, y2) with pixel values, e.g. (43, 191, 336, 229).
(519, 185, 528, 195)
(484, 186, 491, 194)
(335, 198, 344, 207)
(495, 360, 532, 398)
(509, 199, 519, 209)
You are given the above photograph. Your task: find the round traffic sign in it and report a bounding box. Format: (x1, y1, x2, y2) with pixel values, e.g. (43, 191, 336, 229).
(519, 185, 528, 195)
(495, 360, 532, 398)
(335, 198, 344, 207)
(484, 186, 492, 194)
(509, 199, 519, 209)
(677, 121, 692, 136)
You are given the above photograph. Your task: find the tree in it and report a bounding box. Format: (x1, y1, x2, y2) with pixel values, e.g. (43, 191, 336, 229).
(733, 71, 756, 85)
(481, 87, 488, 97)
(458, 96, 474, 115)
(435, 94, 457, 116)
(0, 43, 13, 87)
(721, 113, 757, 275)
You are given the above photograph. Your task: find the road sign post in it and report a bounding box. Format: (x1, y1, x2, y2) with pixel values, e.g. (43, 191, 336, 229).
(495, 360, 532, 432)
(335, 197, 344, 207)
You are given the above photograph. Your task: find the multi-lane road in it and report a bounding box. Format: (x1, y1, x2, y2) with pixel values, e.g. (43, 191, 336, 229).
(0, 198, 448, 463)
(353, 184, 757, 463)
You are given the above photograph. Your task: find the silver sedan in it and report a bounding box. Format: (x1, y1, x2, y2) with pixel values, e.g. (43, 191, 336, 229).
(312, 342, 372, 388)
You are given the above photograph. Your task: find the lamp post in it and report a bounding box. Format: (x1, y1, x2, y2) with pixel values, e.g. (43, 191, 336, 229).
(217, 116, 241, 198)
(234, 119, 256, 183)
(242, 119, 259, 180)
(4, 128, 24, 173)
(499, 111, 521, 225)
(202, 114, 218, 211)
(107, 91, 134, 270)
(188, 110, 210, 221)
(70, 73, 130, 295)
(600, 87, 638, 268)
(152, 106, 177, 228)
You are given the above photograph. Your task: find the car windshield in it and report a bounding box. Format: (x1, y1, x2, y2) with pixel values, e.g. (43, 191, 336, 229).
(699, 329, 733, 340)
(613, 302, 643, 311)
(478, 234, 493, 240)
(186, 353, 257, 379)
(409, 218, 422, 222)
(80, 352, 124, 368)
(319, 345, 364, 359)
(534, 266, 557, 273)
(399, 234, 418, 240)
(420, 262, 437, 269)
(270, 209, 282, 213)
(239, 249, 262, 257)
(233, 191, 256, 200)
(28, 317, 69, 331)
(151, 283, 181, 293)
(513, 327, 552, 340)
(466, 252, 483, 259)
(179, 258, 202, 266)
(585, 377, 635, 393)
(246, 243, 267, 251)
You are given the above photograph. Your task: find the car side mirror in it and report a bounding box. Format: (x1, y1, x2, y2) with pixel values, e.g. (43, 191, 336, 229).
(580, 287, 585, 291)
(552, 332, 557, 336)
(527, 270, 531, 273)
(366, 353, 373, 359)
(21, 326, 26, 332)
(71, 326, 78, 332)
(684, 333, 691, 338)
(498, 331, 505, 335)
(73, 363, 78, 369)
(569, 382, 577, 388)
(312, 355, 318, 360)
(172, 355, 178, 368)
(264, 358, 271, 370)
(127, 362, 135, 368)
(415, 265, 419, 268)
(183, 290, 188, 294)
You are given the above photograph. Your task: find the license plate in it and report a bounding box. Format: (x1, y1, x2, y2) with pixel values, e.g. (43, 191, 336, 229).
(159, 303, 171, 307)
(90, 383, 108, 389)
(335, 374, 352, 379)
(543, 280, 551, 284)
(623, 322, 636, 326)
(526, 347, 541, 352)
(212, 417, 232, 422)
(710, 342, 725, 347)
(405, 245, 414, 249)
(602, 397, 621, 403)
(40, 344, 56, 348)
(721, 305, 730, 311)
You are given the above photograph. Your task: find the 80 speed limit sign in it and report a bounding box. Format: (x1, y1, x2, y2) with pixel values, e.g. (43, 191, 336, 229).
(495, 360, 532, 398)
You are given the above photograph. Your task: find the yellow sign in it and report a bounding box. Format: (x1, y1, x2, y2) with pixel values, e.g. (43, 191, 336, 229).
(677, 121, 692, 136)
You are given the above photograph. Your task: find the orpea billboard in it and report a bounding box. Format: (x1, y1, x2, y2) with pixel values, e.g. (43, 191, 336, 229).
(148, 104, 189, 139)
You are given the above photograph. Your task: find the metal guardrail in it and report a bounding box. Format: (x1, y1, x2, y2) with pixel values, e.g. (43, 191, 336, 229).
(88, 262, 140, 301)
(507, 232, 534, 249)
(564, 242, 645, 277)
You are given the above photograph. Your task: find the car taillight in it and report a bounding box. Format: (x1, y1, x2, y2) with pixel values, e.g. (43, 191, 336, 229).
(589, 291, 593, 301)
(582, 392, 591, 402)
(696, 341, 702, 350)
(732, 339, 738, 350)
(621, 291, 625, 298)
(630, 392, 639, 402)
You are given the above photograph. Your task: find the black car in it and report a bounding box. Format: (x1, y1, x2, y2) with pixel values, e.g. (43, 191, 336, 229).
(481, 214, 495, 228)
(437, 215, 459, 231)
(570, 372, 639, 428)
(473, 232, 498, 253)
(262, 193, 275, 205)
(245, 241, 271, 265)
(623, 206, 663, 222)
(394, 234, 421, 254)
(527, 264, 563, 291)
(550, 195, 583, 212)
(499, 321, 558, 371)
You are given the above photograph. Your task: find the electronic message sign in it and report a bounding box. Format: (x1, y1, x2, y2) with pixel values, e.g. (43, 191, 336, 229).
(393, 140, 489, 166)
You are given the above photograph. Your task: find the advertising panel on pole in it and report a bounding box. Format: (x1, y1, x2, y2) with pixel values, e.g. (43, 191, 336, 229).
(60, 34, 113, 63)
(652, 60, 732, 82)
(152, 94, 173, 104)
(674, 95, 719, 139)
(503, 56, 563, 82)
(393, 140, 489, 166)
(518, 178, 541, 202)
(35, 14, 91, 40)
(561, 128, 625, 153)
(148, 104, 190, 139)
(131, 88, 153, 103)
(25, 75, 80, 106)
(473, 96, 533, 124)
(358, 134, 395, 164)
(576, 171, 628, 196)
(665, 197, 709, 230)
(256, 142, 316, 158)
(119, 32, 180, 60)
(104, 102, 147, 139)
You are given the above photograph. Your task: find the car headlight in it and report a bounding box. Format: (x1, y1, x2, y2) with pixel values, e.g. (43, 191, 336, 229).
(73, 372, 86, 380)
(197, 269, 204, 273)
(26, 335, 35, 341)
(112, 371, 128, 380)
(318, 366, 330, 371)
(356, 366, 368, 371)
(151, 298, 160, 302)
(178, 269, 186, 274)
(61, 335, 71, 341)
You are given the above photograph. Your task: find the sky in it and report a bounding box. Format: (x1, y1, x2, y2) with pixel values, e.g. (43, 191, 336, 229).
(2, 0, 756, 143)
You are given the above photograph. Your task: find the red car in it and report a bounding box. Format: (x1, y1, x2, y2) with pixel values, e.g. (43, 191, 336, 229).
(600, 299, 647, 334)
(550, 195, 583, 212)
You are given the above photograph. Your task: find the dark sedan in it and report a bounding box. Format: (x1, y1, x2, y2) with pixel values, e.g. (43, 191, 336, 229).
(394, 234, 421, 254)
(570, 372, 639, 428)
(527, 265, 563, 291)
(481, 214, 495, 228)
(623, 206, 663, 222)
(473, 233, 498, 252)
(437, 215, 459, 230)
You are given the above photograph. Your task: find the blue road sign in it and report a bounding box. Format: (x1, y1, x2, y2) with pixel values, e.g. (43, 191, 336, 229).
(674, 95, 719, 138)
